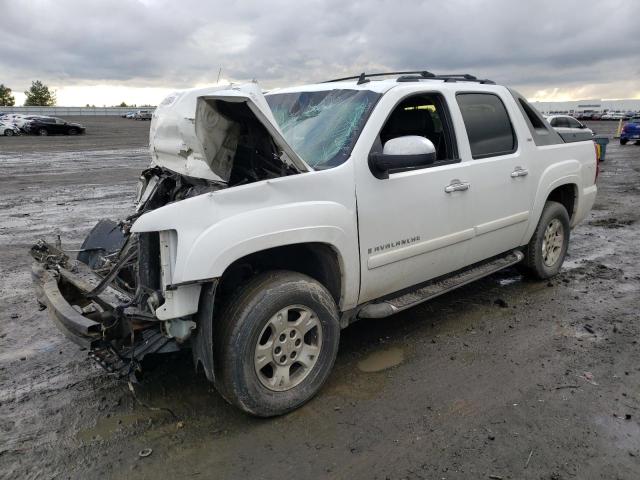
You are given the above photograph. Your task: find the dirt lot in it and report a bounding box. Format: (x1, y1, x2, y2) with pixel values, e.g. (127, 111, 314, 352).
(1, 119, 639, 480)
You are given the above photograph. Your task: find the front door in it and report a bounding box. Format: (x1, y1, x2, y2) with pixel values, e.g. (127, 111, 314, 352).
(356, 92, 475, 303)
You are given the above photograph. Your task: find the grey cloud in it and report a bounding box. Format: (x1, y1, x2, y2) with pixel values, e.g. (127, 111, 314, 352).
(1, 0, 639, 97)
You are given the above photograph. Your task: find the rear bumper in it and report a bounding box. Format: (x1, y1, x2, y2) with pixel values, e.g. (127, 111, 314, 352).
(31, 262, 103, 348)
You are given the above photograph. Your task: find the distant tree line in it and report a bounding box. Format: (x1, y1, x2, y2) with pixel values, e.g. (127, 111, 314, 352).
(0, 84, 15, 106)
(0, 80, 57, 106)
(1, 81, 153, 108)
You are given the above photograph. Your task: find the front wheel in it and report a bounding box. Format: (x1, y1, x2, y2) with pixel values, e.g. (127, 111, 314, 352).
(4, 129, 13, 136)
(520, 201, 570, 279)
(213, 271, 340, 417)
(38, 128, 48, 136)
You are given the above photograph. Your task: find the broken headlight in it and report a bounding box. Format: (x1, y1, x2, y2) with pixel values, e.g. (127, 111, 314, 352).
(134, 174, 160, 211)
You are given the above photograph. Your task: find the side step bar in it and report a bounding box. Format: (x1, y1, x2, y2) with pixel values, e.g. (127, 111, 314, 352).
(358, 250, 524, 319)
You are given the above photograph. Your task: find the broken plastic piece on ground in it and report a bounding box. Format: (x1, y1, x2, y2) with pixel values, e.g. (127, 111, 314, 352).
(138, 448, 152, 458)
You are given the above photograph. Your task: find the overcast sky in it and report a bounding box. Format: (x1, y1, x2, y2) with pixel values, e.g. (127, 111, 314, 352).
(2, 0, 639, 106)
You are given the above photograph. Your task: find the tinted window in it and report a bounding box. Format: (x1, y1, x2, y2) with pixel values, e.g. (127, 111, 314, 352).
(456, 93, 516, 158)
(555, 117, 570, 128)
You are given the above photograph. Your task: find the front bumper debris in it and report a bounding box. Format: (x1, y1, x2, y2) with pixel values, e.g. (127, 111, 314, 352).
(30, 240, 178, 376)
(31, 262, 103, 348)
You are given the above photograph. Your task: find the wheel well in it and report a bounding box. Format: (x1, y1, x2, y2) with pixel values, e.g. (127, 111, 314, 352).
(547, 184, 577, 220)
(216, 243, 342, 308)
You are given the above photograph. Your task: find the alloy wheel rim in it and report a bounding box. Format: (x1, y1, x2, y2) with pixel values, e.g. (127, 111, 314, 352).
(541, 218, 564, 267)
(254, 305, 322, 392)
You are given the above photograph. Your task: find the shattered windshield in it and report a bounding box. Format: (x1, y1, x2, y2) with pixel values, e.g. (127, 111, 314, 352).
(266, 89, 381, 169)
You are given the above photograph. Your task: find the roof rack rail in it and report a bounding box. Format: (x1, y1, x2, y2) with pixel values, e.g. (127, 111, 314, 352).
(322, 71, 436, 85)
(322, 71, 495, 85)
(398, 73, 495, 84)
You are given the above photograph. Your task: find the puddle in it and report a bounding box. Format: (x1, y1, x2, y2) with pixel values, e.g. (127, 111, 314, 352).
(76, 412, 156, 443)
(357, 347, 404, 373)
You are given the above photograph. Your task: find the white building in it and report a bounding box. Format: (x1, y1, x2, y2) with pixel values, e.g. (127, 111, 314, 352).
(530, 99, 640, 115)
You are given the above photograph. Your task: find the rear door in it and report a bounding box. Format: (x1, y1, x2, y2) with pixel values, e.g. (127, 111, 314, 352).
(453, 90, 535, 265)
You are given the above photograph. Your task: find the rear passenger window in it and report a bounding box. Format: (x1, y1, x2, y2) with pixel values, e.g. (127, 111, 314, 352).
(456, 93, 517, 159)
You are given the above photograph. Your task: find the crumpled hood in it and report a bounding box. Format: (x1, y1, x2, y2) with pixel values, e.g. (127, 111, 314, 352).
(149, 82, 311, 183)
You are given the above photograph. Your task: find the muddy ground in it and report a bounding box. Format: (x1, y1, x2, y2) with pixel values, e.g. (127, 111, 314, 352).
(1, 119, 639, 480)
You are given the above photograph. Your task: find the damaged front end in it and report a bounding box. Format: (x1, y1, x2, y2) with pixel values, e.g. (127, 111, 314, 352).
(30, 167, 224, 378)
(30, 82, 314, 379)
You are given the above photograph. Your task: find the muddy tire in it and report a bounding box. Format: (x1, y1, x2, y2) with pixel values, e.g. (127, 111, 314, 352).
(213, 270, 340, 417)
(520, 201, 570, 279)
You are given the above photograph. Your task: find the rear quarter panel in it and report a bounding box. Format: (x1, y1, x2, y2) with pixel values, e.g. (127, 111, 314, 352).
(524, 140, 597, 242)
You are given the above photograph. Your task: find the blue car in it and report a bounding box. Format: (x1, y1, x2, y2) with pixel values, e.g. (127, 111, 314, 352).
(620, 116, 640, 145)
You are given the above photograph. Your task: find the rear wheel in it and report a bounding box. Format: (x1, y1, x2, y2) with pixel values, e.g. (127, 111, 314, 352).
(38, 128, 48, 136)
(4, 129, 13, 136)
(520, 201, 570, 279)
(620, 138, 628, 145)
(213, 270, 340, 417)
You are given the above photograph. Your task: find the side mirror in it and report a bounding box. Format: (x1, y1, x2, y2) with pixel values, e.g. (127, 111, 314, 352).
(369, 136, 436, 179)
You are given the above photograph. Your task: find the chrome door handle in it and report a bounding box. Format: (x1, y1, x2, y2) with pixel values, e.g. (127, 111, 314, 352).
(511, 167, 529, 178)
(444, 180, 470, 193)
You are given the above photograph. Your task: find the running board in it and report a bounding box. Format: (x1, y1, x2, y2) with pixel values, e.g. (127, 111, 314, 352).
(358, 250, 524, 319)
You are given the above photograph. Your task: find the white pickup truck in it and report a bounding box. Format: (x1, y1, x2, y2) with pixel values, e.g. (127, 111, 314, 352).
(31, 71, 598, 416)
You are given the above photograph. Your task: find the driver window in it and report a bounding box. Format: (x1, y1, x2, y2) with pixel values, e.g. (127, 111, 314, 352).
(379, 94, 456, 162)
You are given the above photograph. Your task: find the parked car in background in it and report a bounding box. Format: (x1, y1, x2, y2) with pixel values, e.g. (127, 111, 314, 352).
(620, 116, 640, 145)
(1, 113, 25, 125)
(24, 117, 86, 135)
(0, 121, 20, 136)
(14, 115, 50, 132)
(121, 111, 135, 118)
(546, 115, 594, 142)
(134, 110, 152, 120)
(602, 112, 629, 121)
(591, 113, 603, 120)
